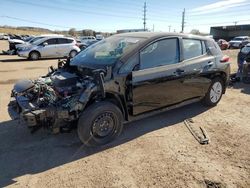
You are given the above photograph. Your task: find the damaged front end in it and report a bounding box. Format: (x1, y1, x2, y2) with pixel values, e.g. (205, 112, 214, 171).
(8, 60, 106, 133)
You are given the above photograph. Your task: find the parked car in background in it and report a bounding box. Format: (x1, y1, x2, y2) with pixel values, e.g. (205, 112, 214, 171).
(217, 39, 229, 50)
(16, 36, 45, 50)
(8, 32, 230, 146)
(96, 34, 104, 40)
(229, 36, 250, 49)
(0, 33, 9, 40)
(76, 39, 98, 50)
(17, 37, 81, 60)
(80, 36, 96, 43)
(8, 36, 25, 52)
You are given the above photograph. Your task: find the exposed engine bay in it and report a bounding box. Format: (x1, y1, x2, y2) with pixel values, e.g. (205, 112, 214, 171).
(8, 59, 107, 133)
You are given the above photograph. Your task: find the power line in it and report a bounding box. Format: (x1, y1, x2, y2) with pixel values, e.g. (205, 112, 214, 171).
(0, 15, 72, 29)
(186, 19, 250, 27)
(7, 0, 181, 24)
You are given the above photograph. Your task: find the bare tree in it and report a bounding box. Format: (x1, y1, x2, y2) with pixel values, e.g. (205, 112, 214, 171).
(68, 28, 77, 36)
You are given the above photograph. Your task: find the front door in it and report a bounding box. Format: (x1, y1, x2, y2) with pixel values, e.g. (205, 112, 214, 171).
(132, 37, 186, 115)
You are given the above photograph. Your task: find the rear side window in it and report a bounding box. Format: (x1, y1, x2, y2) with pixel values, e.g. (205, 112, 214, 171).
(183, 39, 203, 60)
(58, 38, 73, 44)
(140, 38, 179, 70)
(46, 38, 58, 45)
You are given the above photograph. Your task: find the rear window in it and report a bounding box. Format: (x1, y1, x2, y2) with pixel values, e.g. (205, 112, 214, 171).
(183, 39, 203, 60)
(58, 38, 73, 44)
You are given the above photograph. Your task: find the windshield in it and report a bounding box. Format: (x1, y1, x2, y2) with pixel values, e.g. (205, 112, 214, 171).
(32, 38, 47, 46)
(70, 36, 145, 66)
(29, 37, 44, 44)
(233, 37, 244, 41)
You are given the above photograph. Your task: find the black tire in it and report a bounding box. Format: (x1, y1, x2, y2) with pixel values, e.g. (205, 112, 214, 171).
(77, 101, 123, 147)
(69, 50, 77, 58)
(29, 51, 40, 60)
(202, 77, 224, 107)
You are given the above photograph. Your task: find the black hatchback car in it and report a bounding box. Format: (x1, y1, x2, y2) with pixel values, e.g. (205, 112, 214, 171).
(9, 32, 230, 146)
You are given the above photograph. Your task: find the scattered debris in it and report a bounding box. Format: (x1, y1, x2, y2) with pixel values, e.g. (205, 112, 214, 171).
(184, 118, 209, 145)
(204, 179, 225, 188)
(2, 49, 16, 55)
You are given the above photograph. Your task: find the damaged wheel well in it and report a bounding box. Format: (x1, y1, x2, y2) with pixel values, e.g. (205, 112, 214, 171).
(84, 93, 128, 121)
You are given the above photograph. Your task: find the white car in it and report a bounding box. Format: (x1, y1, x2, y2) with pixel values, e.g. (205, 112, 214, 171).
(229, 36, 250, 49)
(0, 33, 9, 40)
(96, 34, 104, 40)
(80, 36, 96, 42)
(15, 36, 45, 49)
(17, 37, 81, 60)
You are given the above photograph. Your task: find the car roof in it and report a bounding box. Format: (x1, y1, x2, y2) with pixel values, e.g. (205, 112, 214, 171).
(114, 32, 213, 41)
(115, 32, 214, 62)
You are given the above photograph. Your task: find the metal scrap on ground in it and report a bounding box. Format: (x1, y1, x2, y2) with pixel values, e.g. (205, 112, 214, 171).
(184, 118, 209, 145)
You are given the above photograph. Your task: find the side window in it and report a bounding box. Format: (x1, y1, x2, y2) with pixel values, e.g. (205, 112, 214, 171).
(183, 39, 203, 60)
(58, 38, 73, 44)
(140, 38, 179, 70)
(46, 38, 58, 45)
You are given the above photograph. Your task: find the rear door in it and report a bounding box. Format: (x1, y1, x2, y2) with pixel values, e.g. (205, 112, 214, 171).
(39, 38, 59, 57)
(57, 38, 73, 57)
(132, 37, 186, 115)
(180, 38, 215, 99)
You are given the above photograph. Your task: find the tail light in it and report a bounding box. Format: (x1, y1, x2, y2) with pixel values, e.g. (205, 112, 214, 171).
(220, 55, 230, 63)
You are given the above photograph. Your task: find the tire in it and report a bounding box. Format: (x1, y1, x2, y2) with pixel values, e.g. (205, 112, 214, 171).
(77, 101, 123, 147)
(29, 51, 40, 60)
(202, 77, 224, 107)
(69, 50, 77, 58)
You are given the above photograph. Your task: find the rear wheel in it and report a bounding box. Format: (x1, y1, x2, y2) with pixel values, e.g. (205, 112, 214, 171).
(29, 51, 40, 60)
(202, 78, 224, 107)
(69, 50, 77, 58)
(77, 101, 123, 146)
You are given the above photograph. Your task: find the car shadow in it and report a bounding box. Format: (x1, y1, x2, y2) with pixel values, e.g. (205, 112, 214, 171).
(0, 102, 208, 187)
(231, 82, 250, 95)
(0, 58, 27, 62)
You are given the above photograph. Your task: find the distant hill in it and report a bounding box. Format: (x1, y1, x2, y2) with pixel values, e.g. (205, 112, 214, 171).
(0, 25, 56, 35)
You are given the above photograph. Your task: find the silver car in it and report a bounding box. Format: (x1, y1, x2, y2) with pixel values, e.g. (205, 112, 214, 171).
(17, 37, 81, 60)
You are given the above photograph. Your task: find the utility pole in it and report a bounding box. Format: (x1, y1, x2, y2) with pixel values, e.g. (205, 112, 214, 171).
(152, 24, 155, 32)
(143, 1, 147, 31)
(181, 8, 185, 33)
(168, 25, 171, 32)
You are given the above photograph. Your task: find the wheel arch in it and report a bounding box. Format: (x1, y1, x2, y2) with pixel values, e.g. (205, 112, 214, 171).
(29, 50, 41, 58)
(84, 92, 128, 121)
(208, 71, 227, 93)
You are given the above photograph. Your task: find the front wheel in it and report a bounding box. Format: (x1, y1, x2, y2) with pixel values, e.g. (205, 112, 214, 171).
(29, 51, 40, 60)
(77, 101, 123, 147)
(202, 78, 224, 107)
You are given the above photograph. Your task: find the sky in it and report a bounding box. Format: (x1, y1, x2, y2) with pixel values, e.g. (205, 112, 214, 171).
(0, 0, 250, 33)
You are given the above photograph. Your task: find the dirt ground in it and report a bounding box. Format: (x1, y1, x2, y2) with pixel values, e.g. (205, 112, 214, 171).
(0, 40, 249, 188)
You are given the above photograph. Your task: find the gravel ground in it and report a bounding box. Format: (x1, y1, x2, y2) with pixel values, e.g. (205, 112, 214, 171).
(0, 40, 249, 188)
